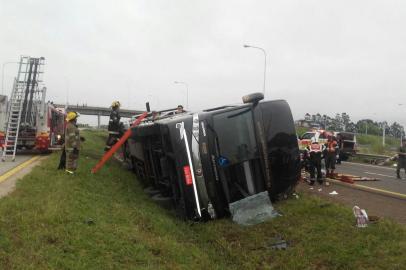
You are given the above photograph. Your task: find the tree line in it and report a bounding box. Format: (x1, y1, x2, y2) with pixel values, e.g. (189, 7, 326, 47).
(304, 113, 405, 137)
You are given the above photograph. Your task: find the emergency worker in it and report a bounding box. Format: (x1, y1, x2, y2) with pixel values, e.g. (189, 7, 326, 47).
(65, 112, 81, 174)
(325, 134, 338, 178)
(175, 105, 185, 114)
(396, 138, 406, 179)
(151, 111, 160, 121)
(305, 137, 325, 185)
(105, 101, 123, 151)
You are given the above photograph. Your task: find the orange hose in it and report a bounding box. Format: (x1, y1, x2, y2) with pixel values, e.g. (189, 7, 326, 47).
(91, 112, 148, 174)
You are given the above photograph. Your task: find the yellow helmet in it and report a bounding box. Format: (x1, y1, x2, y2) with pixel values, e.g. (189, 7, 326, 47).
(111, 101, 121, 108)
(66, 111, 78, 121)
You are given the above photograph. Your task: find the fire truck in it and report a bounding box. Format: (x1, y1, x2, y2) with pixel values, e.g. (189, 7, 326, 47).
(298, 129, 357, 161)
(1, 56, 65, 161)
(298, 130, 329, 151)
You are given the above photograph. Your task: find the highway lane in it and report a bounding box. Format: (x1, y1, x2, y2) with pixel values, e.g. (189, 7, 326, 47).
(335, 162, 406, 195)
(0, 155, 34, 177)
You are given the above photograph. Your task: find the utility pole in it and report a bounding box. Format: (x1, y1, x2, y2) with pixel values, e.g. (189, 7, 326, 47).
(382, 123, 386, 146)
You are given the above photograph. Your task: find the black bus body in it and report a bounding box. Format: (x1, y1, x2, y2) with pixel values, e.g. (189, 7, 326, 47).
(125, 97, 300, 220)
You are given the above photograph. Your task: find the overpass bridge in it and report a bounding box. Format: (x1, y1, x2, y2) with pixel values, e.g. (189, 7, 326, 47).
(54, 104, 143, 128)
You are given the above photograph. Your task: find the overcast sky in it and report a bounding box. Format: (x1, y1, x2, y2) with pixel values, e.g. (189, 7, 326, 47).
(1, 0, 405, 126)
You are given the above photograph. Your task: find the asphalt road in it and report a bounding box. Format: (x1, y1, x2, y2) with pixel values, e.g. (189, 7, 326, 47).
(335, 162, 406, 195)
(0, 155, 34, 176)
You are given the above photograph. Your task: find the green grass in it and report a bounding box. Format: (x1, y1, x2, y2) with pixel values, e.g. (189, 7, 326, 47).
(356, 134, 400, 155)
(0, 130, 405, 269)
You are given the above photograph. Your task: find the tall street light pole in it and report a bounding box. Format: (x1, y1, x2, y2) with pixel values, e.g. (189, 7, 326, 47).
(244, 44, 267, 97)
(174, 81, 189, 110)
(1, 61, 19, 95)
(398, 104, 405, 145)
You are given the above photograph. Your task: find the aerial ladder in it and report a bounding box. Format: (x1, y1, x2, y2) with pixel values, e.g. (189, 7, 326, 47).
(2, 56, 45, 161)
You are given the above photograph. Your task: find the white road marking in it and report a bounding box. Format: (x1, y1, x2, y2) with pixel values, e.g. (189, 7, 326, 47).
(364, 171, 396, 179)
(342, 161, 394, 170)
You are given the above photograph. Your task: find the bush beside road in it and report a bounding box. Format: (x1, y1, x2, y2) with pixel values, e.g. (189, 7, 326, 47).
(356, 134, 400, 156)
(0, 130, 404, 269)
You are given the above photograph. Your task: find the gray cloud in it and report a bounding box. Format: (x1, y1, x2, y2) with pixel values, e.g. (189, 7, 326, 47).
(1, 0, 405, 126)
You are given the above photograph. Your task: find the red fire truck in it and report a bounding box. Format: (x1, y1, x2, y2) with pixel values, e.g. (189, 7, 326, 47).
(0, 102, 65, 152)
(1, 57, 65, 159)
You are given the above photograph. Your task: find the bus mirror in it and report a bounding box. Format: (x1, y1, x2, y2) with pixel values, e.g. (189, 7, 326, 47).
(242, 93, 264, 104)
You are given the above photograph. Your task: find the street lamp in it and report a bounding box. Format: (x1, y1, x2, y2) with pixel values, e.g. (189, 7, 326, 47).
(1, 61, 19, 95)
(398, 104, 406, 145)
(243, 44, 267, 96)
(174, 81, 189, 110)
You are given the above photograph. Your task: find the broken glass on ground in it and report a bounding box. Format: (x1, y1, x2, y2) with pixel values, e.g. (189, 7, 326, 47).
(229, 191, 279, 226)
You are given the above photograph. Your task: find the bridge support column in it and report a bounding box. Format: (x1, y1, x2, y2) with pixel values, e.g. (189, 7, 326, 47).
(97, 112, 101, 129)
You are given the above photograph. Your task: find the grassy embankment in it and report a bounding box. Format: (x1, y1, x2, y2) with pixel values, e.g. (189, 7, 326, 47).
(0, 130, 405, 269)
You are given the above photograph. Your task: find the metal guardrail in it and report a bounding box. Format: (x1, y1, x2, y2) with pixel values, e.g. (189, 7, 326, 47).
(353, 153, 395, 165)
(354, 153, 392, 160)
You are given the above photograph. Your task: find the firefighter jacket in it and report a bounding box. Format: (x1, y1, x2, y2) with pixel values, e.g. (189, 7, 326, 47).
(108, 109, 121, 133)
(65, 122, 80, 150)
(326, 140, 338, 153)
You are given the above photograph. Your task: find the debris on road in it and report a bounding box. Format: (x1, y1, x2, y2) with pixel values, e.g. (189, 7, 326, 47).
(328, 173, 379, 184)
(84, 218, 95, 225)
(329, 191, 338, 195)
(354, 177, 379, 181)
(267, 236, 288, 250)
(353, 206, 369, 228)
(368, 215, 380, 224)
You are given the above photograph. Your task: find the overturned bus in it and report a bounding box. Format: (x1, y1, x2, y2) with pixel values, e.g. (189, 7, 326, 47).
(124, 93, 300, 221)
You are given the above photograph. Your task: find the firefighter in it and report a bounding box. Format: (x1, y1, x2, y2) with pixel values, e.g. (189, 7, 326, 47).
(151, 110, 160, 121)
(325, 134, 338, 178)
(305, 137, 325, 185)
(105, 101, 123, 151)
(396, 138, 406, 179)
(65, 111, 81, 174)
(175, 105, 185, 114)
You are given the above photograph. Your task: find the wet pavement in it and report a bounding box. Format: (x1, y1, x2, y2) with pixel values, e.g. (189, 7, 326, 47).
(0, 155, 34, 177)
(336, 162, 406, 195)
(297, 180, 406, 224)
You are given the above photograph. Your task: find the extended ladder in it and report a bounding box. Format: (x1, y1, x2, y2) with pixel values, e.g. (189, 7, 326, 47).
(2, 56, 44, 161)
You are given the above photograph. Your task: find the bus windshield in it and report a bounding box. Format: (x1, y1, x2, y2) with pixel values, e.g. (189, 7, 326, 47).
(213, 108, 257, 164)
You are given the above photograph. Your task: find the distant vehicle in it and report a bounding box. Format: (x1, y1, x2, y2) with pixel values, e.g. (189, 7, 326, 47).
(298, 130, 357, 161)
(123, 93, 301, 221)
(335, 132, 357, 161)
(298, 130, 329, 151)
